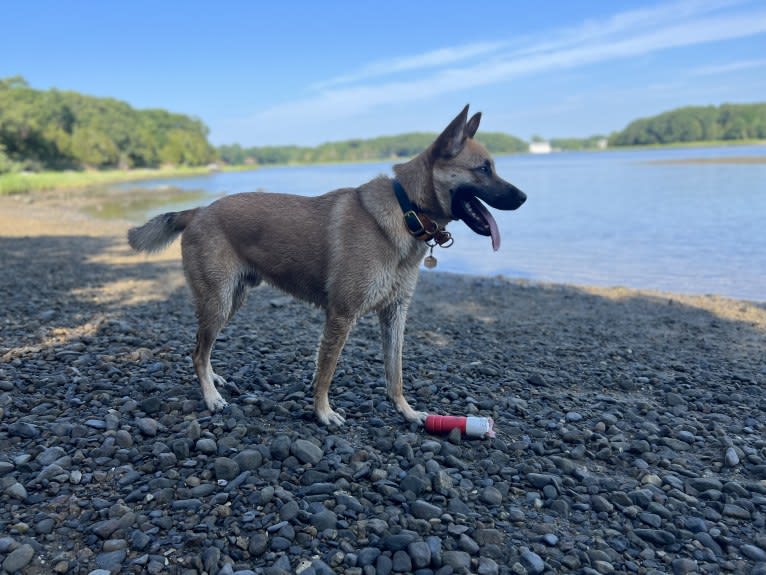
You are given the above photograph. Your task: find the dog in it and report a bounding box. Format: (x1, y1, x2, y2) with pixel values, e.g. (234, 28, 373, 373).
(128, 105, 526, 426)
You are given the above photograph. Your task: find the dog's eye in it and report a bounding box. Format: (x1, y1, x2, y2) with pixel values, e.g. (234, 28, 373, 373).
(475, 161, 492, 175)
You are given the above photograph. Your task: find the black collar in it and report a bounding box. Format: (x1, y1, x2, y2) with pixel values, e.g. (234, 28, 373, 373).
(392, 179, 453, 246)
(392, 179, 417, 215)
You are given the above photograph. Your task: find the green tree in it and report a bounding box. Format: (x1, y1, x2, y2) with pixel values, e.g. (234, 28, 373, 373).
(70, 127, 119, 167)
(610, 102, 766, 146)
(0, 76, 215, 170)
(0, 143, 19, 174)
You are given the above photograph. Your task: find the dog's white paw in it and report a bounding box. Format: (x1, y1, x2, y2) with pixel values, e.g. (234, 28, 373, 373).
(204, 387, 229, 413)
(406, 410, 429, 425)
(395, 399, 428, 425)
(205, 395, 229, 412)
(316, 408, 346, 427)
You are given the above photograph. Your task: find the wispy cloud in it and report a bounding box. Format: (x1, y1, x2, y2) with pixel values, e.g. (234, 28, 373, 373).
(241, 0, 766, 141)
(312, 41, 507, 90)
(689, 59, 766, 76)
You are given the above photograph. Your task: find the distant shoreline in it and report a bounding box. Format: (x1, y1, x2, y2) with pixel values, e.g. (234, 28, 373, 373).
(2, 139, 765, 196)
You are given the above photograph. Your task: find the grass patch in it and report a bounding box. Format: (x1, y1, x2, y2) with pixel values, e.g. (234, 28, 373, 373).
(0, 166, 249, 196)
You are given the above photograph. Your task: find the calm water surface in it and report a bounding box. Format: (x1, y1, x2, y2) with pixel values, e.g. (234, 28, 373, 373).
(115, 146, 766, 301)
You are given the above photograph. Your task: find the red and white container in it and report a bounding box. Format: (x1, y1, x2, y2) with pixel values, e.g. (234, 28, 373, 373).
(424, 414, 495, 438)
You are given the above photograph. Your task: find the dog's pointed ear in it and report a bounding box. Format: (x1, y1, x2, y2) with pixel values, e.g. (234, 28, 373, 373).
(466, 112, 481, 139)
(432, 105, 470, 159)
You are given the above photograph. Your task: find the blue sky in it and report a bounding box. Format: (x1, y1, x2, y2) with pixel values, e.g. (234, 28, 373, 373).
(3, 0, 765, 146)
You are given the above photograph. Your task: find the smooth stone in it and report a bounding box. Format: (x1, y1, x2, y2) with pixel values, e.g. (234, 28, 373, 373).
(411, 499, 442, 520)
(136, 417, 158, 436)
(408, 541, 431, 569)
(214, 457, 240, 481)
(310, 509, 337, 531)
(442, 550, 472, 573)
(5, 482, 28, 501)
(195, 438, 217, 454)
(520, 549, 546, 574)
(291, 439, 323, 465)
(2, 543, 35, 572)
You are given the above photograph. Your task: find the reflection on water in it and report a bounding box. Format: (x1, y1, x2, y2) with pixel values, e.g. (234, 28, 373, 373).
(104, 146, 766, 301)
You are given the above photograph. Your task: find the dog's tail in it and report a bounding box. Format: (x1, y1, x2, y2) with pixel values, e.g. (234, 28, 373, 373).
(128, 208, 199, 253)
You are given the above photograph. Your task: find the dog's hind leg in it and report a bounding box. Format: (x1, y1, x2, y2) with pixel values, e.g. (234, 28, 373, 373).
(313, 312, 355, 426)
(192, 296, 231, 412)
(379, 300, 428, 424)
(190, 273, 253, 412)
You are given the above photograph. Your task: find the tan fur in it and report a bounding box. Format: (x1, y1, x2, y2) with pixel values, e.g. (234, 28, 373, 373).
(127, 106, 525, 426)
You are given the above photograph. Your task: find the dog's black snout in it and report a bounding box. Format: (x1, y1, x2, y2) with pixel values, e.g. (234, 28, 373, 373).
(508, 185, 526, 210)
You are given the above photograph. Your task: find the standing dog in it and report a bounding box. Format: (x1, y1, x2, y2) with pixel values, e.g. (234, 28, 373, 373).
(128, 105, 526, 426)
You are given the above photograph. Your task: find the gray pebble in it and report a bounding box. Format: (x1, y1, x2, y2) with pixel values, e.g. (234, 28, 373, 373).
(279, 500, 300, 521)
(480, 485, 503, 506)
(5, 482, 28, 501)
(383, 532, 417, 551)
(410, 499, 442, 520)
(291, 439, 323, 464)
(136, 417, 159, 436)
(392, 549, 412, 572)
(36, 446, 66, 465)
(195, 437, 217, 454)
(686, 477, 723, 492)
(520, 549, 545, 574)
(723, 503, 751, 519)
(478, 557, 499, 575)
(233, 449, 263, 470)
(407, 540, 431, 569)
(9, 421, 40, 438)
(2, 543, 35, 572)
(634, 529, 676, 546)
(214, 457, 240, 481)
(541, 533, 559, 546)
(311, 508, 337, 531)
(95, 549, 127, 571)
(672, 558, 699, 574)
(442, 550, 472, 573)
(357, 547, 381, 567)
(740, 544, 766, 562)
(270, 435, 292, 460)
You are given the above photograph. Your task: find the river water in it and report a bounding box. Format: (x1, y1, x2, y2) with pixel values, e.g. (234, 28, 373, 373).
(112, 145, 766, 302)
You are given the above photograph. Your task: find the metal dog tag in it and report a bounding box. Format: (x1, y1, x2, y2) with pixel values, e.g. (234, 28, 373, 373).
(424, 255, 437, 269)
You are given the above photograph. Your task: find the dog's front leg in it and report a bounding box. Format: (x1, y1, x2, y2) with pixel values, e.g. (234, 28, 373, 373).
(313, 312, 355, 426)
(379, 301, 428, 424)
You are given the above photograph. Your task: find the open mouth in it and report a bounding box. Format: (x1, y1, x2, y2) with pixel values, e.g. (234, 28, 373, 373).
(451, 189, 502, 251)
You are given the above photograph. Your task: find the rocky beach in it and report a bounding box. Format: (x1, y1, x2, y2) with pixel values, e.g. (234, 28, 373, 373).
(1, 189, 766, 575)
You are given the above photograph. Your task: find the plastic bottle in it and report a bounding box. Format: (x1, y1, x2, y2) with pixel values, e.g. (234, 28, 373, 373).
(424, 414, 495, 438)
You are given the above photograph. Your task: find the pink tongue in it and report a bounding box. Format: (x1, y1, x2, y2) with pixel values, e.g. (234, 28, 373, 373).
(476, 201, 501, 251)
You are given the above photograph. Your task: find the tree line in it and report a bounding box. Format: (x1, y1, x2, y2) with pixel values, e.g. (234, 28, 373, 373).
(0, 76, 214, 173)
(220, 102, 766, 165)
(2, 76, 764, 175)
(217, 131, 529, 166)
(609, 103, 766, 146)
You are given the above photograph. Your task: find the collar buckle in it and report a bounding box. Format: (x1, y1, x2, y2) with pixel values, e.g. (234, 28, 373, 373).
(403, 210, 427, 237)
